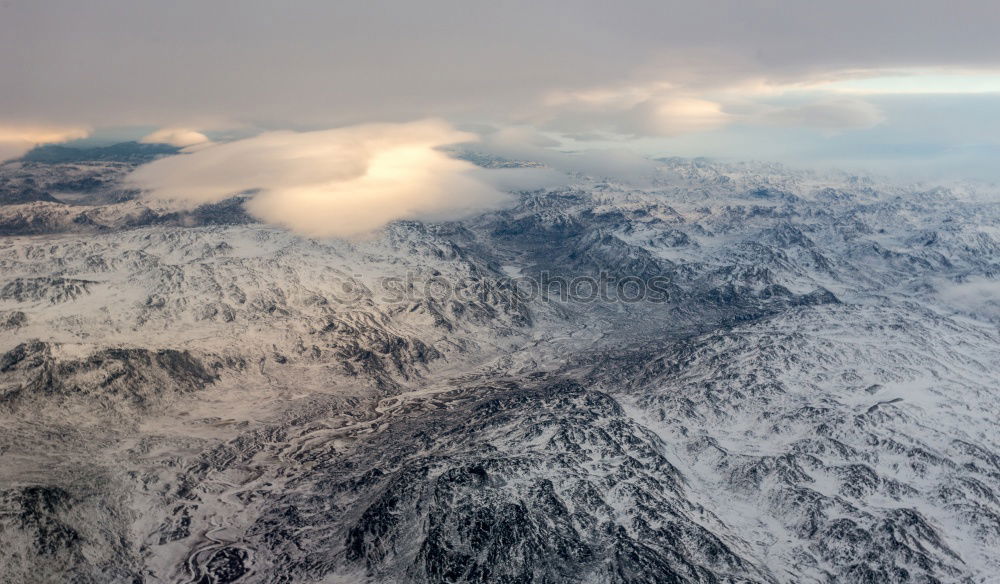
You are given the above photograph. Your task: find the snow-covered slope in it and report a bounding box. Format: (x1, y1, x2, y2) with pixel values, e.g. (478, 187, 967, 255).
(0, 155, 998, 583)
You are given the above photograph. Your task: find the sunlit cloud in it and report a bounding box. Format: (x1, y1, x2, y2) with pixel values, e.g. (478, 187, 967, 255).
(640, 97, 731, 135)
(543, 83, 675, 109)
(127, 120, 520, 238)
(0, 124, 90, 162)
(529, 85, 730, 139)
(526, 66, 1000, 141)
(140, 127, 211, 148)
(528, 76, 889, 139)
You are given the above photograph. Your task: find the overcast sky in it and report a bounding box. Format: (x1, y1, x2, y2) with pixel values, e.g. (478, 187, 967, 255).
(3, 0, 1000, 179)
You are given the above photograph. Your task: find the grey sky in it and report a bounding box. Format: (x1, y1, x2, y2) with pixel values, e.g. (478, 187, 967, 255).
(3, 0, 1000, 176)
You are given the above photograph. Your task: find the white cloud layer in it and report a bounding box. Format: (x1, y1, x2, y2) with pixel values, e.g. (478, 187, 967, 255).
(127, 120, 518, 238)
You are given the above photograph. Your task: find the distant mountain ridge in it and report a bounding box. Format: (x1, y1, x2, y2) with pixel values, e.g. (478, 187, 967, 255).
(19, 140, 180, 164)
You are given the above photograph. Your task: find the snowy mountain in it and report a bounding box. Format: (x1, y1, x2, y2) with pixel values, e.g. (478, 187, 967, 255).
(0, 152, 998, 583)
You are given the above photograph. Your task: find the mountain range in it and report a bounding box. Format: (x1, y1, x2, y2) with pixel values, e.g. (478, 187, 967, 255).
(0, 146, 998, 583)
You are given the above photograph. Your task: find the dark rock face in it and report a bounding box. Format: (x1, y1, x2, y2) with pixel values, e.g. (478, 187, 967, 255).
(0, 341, 217, 414)
(1, 277, 95, 304)
(239, 381, 767, 583)
(0, 484, 142, 583)
(1, 156, 999, 583)
(0, 310, 27, 329)
(197, 547, 251, 584)
(0, 186, 62, 205)
(189, 197, 259, 226)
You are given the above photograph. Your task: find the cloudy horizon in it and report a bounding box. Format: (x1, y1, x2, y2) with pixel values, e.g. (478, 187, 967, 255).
(4, 1, 1000, 182)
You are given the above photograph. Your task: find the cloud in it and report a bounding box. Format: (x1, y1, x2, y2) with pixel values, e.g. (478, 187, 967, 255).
(140, 127, 211, 147)
(937, 277, 1000, 321)
(470, 167, 570, 193)
(528, 77, 890, 138)
(0, 124, 90, 162)
(635, 98, 732, 136)
(4, 2, 1000, 132)
(474, 127, 660, 179)
(758, 99, 885, 130)
(127, 120, 516, 238)
(532, 87, 731, 138)
(5, 2, 1000, 176)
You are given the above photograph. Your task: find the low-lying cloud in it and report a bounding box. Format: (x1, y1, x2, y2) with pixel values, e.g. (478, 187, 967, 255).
(140, 127, 211, 148)
(533, 85, 731, 138)
(127, 120, 521, 238)
(528, 80, 886, 139)
(473, 127, 661, 180)
(937, 276, 1000, 322)
(0, 124, 90, 162)
(759, 98, 885, 130)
